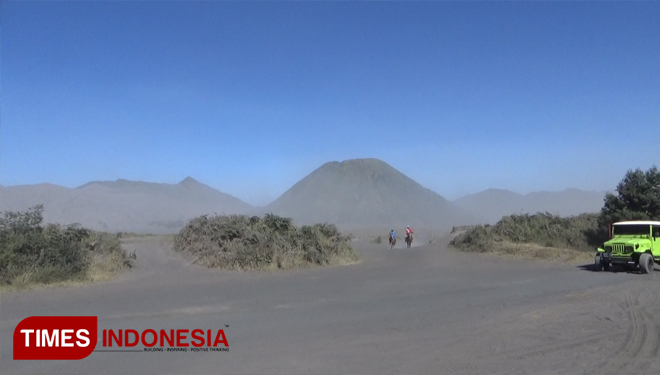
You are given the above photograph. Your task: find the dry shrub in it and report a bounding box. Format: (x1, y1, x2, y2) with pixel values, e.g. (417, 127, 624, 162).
(172, 213, 360, 271)
(450, 212, 608, 256)
(0, 205, 134, 287)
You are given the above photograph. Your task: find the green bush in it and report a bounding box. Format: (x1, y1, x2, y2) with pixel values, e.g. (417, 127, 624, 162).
(450, 212, 608, 253)
(172, 213, 360, 270)
(0, 205, 133, 286)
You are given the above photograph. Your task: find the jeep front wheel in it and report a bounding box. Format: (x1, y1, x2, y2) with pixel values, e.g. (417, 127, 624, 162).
(594, 255, 603, 271)
(639, 253, 654, 274)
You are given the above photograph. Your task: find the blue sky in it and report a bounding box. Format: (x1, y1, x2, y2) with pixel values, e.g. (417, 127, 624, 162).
(1, 1, 659, 205)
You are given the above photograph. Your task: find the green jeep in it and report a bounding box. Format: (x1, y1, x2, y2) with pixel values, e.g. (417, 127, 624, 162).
(595, 221, 660, 274)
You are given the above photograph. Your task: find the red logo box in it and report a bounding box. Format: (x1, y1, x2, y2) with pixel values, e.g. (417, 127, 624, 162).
(13, 316, 98, 360)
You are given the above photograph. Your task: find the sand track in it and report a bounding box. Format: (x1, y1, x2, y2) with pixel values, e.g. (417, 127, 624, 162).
(3, 236, 660, 374)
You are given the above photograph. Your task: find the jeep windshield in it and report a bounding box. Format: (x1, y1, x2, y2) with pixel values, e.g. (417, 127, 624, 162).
(613, 224, 650, 236)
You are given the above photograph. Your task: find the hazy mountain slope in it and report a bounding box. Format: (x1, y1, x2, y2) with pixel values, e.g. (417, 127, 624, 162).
(0, 178, 253, 233)
(262, 158, 482, 229)
(77, 177, 251, 213)
(453, 188, 608, 224)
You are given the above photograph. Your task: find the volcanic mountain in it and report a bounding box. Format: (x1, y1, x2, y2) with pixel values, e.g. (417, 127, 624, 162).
(262, 158, 481, 229)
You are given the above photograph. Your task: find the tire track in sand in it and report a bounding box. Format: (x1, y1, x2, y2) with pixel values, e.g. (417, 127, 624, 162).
(441, 330, 616, 374)
(438, 292, 623, 374)
(595, 286, 660, 375)
(504, 331, 615, 362)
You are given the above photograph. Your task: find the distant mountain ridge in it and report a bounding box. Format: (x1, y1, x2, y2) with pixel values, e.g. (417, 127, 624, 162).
(452, 187, 609, 224)
(0, 177, 253, 234)
(0, 158, 612, 233)
(76, 177, 250, 208)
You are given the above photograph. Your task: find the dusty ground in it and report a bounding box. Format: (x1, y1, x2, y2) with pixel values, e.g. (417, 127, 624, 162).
(2, 234, 660, 375)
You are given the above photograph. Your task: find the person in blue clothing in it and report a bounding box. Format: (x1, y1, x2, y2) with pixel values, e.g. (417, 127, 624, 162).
(389, 229, 397, 246)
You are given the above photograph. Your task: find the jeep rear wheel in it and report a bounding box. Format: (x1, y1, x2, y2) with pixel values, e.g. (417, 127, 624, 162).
(639, 253, 654, 274)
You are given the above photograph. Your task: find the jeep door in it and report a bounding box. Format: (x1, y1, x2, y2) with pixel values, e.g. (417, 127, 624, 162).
(653, 225, 660, 257)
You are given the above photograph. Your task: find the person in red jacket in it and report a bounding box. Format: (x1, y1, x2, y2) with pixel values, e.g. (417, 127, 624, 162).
(405, 226, 414, 247)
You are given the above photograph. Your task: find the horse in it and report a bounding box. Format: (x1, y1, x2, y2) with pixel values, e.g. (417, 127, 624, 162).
(405, 233, 413, 248)
(389, 234, 397, 249)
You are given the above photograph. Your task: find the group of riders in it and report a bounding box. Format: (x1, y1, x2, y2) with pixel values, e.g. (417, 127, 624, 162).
(389, 226, 414, 248)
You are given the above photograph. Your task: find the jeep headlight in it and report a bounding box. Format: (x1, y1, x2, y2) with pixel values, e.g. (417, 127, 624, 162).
(625, 246, 634, 253)
(605, 246, 612, 253)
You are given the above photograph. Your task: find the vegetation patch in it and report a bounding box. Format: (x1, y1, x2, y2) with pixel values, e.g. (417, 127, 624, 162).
(0, 205, 135, 290)
(451, 212, 606, 253)
(494, 242, 593, 263)
(172, 213, 361, 271)
(450, 165, 660, 262)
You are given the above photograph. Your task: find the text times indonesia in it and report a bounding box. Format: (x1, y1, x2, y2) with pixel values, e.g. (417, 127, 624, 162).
(102, 327, 230, 352)
(14, 316, 229, 360)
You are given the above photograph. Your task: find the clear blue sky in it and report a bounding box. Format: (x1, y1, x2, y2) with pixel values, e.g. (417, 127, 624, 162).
(2, 1, 659, 205)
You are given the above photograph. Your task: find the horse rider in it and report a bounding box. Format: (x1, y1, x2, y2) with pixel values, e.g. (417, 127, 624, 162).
(406, 225, 413, 239)
(389, 229, 397, 243)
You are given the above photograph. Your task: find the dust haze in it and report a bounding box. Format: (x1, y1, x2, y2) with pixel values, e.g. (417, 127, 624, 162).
(0, 158, 607, 234)
(0, 160, 651, 375)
